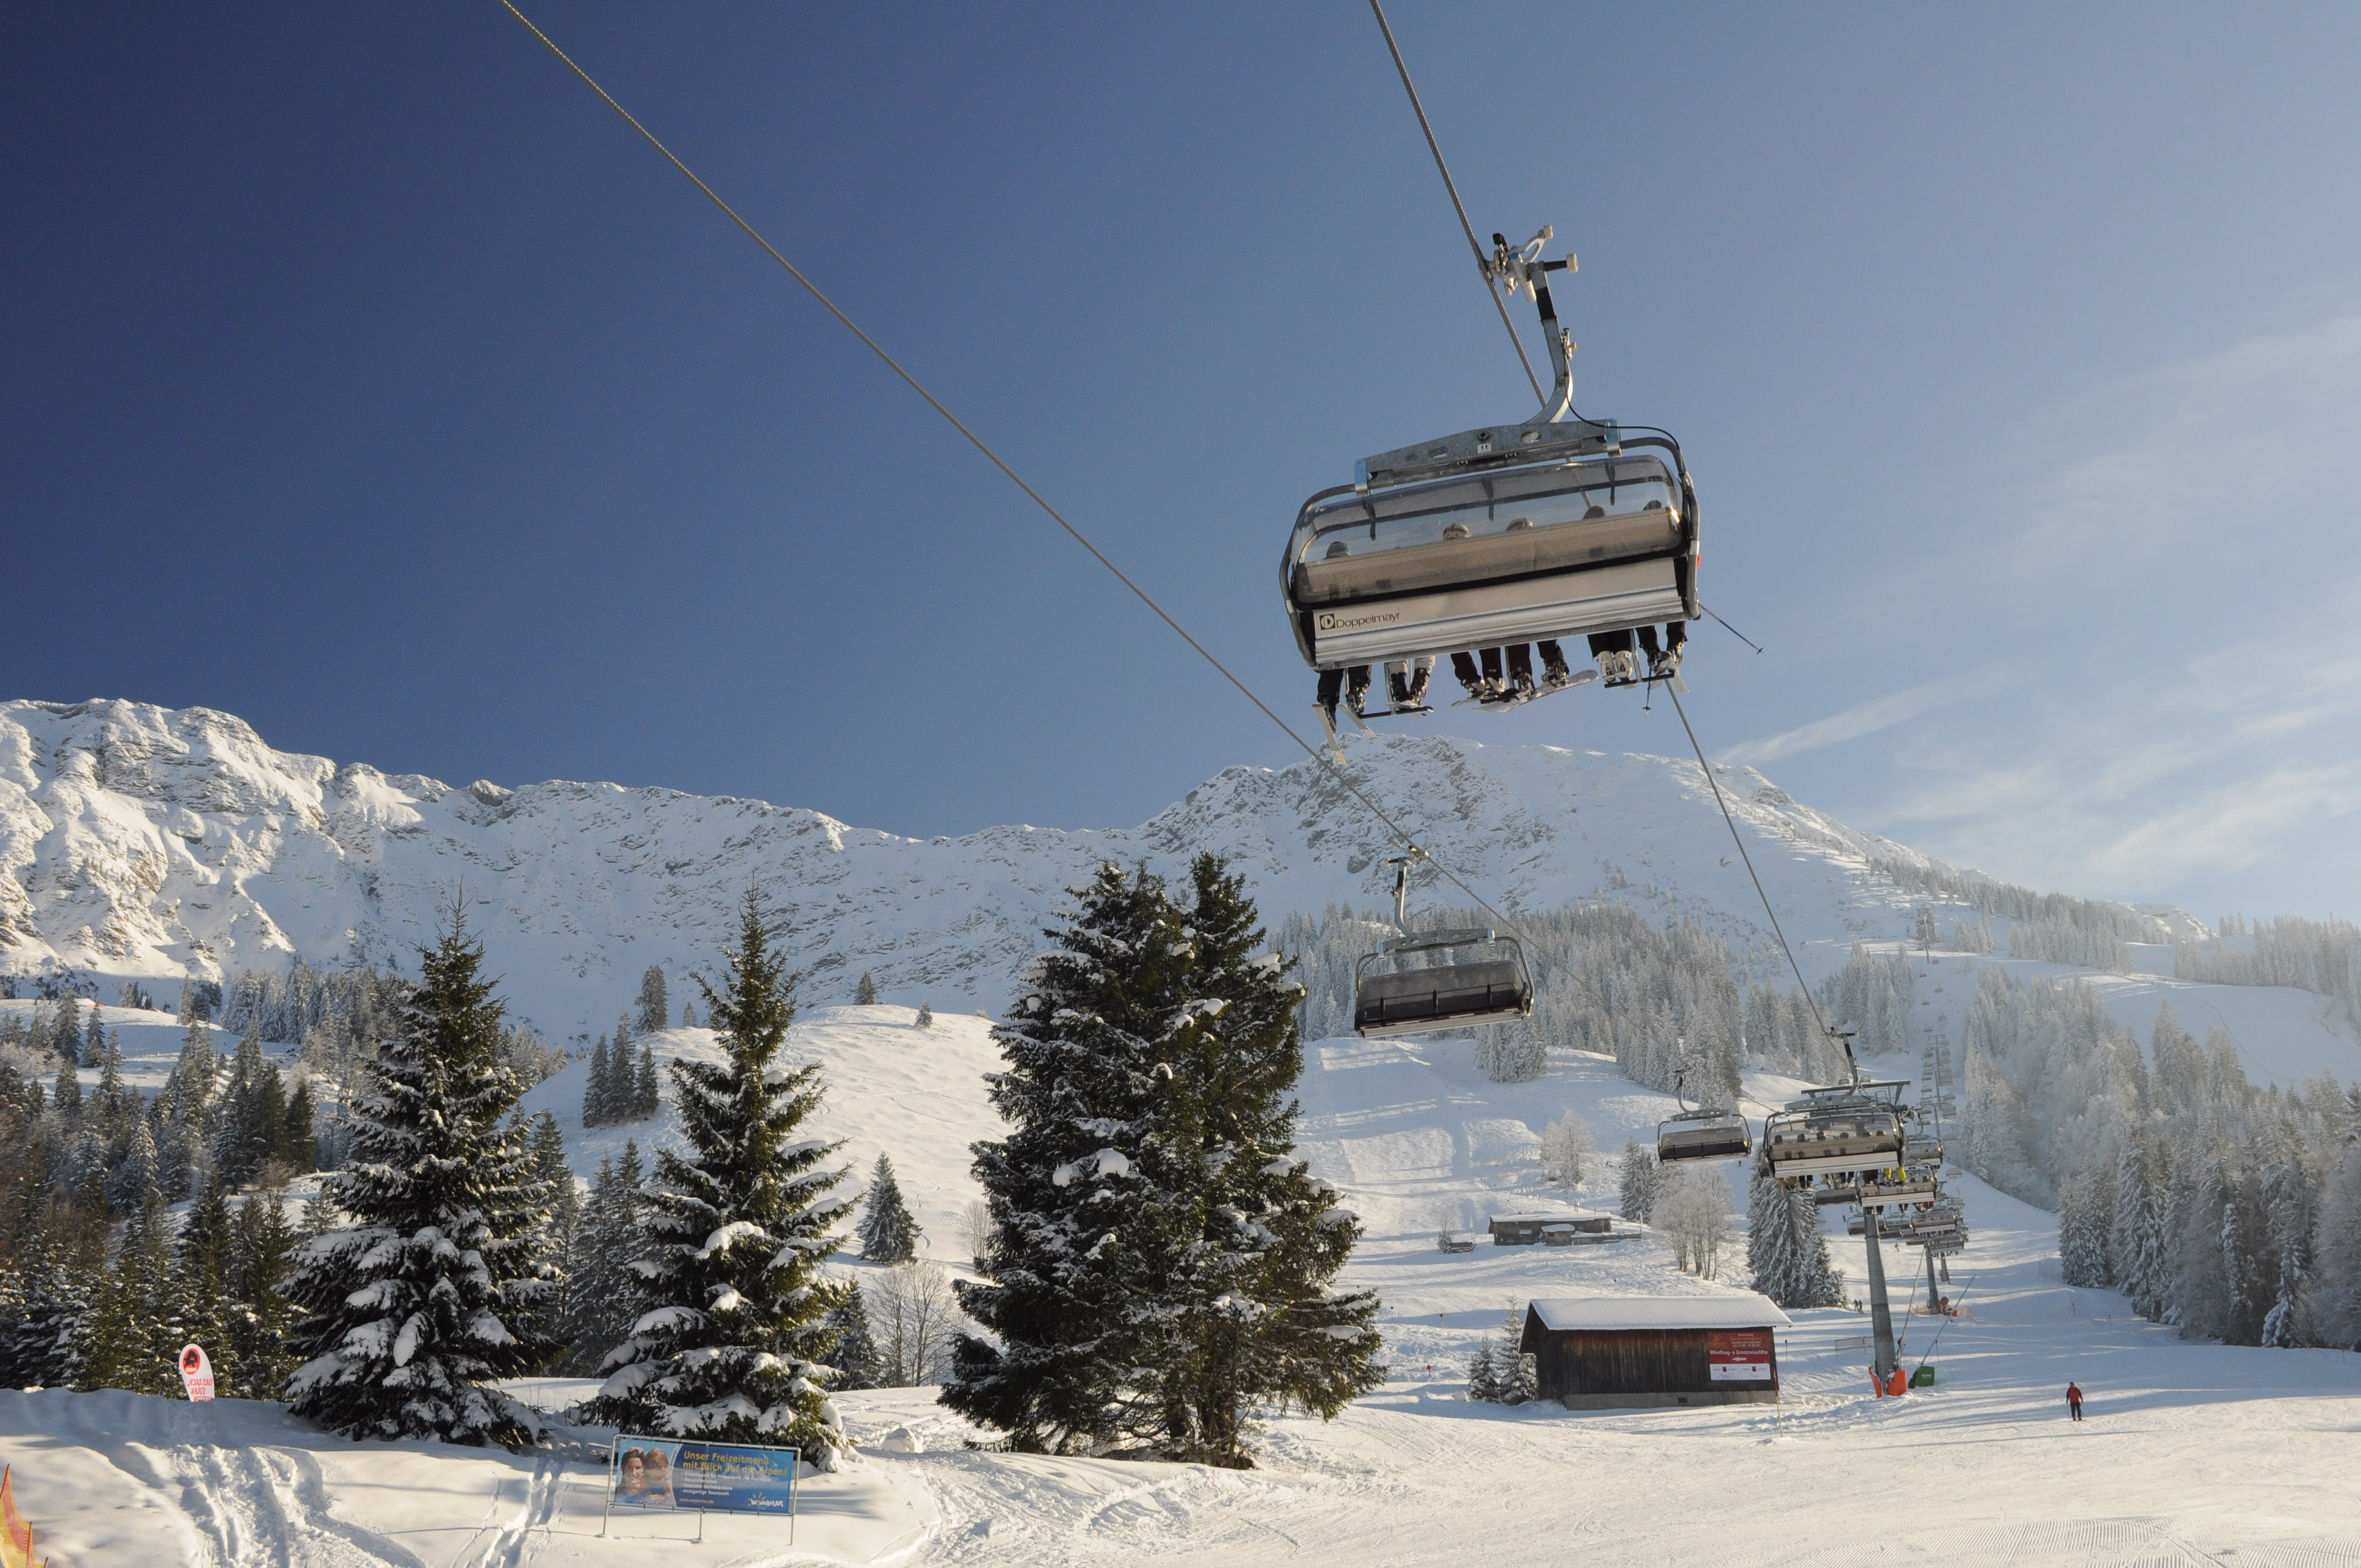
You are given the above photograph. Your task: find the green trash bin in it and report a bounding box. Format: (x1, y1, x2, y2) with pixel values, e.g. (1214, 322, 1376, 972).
(1910, 1365, 1936, 1388)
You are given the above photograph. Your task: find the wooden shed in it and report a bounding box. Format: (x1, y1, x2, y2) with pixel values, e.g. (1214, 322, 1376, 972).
(1488, 1211, 1612, 1246)
(1519, 1295, 1791, 1409)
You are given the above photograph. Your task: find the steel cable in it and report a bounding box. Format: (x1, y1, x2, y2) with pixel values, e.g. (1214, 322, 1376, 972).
(1664, 682, 1835, 1040)
(494, 0, 1531, 938)
(1366, 0, 1546, 407)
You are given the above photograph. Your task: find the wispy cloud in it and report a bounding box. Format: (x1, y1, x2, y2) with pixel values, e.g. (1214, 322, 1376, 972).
(1879, 574, 2361, 894)
(1788, 311, 2361, 910)
(1718, 666, 2003, 767)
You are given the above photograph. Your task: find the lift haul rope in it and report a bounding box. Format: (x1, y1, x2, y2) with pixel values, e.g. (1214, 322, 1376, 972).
(493, 0, 1530, 937)
(1366, 0, 1546, 407)
(1359, 3, 1832, 1046)
(503, 1, 1821, 1031)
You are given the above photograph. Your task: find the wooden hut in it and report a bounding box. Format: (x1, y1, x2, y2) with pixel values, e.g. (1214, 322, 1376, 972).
(1518, 1296, 1791, 1409)
(1488, 1210, 1612, 1246)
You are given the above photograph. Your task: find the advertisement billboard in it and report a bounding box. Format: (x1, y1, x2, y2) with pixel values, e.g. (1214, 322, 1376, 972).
(607, 1436, 798, 1518)
(1706, 1329, 1773, 1382)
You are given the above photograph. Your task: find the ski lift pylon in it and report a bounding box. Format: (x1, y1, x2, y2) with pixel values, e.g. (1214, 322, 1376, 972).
(1351, 850, 1534, 1039)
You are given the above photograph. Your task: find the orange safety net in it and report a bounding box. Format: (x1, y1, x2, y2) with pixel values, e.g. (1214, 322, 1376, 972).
(1, 1465, 45, 1568)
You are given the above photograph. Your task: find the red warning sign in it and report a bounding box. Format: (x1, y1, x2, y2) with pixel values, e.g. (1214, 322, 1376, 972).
(178, 1344, 215, 1402)
(1706, 1329, 1772, 1382)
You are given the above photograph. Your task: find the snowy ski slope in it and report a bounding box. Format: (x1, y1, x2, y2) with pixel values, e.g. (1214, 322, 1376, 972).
(11, 1009, 2361, 1565)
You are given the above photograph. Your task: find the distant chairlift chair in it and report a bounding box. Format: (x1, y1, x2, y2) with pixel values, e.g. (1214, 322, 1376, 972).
(1351, 851, 1535, 1039)
(1655, 1068, 1751, 1164)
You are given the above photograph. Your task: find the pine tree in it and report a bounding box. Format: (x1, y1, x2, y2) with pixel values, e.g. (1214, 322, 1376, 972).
(680, 1000, 697, 1028)
(524, 1112, 581, 1355)
(1465, 1336, 1500, 1403)
(584, 1033, 612, 1128)
(1744, 1165, 1842, 1308)
(0, 1239, 86, 1389)
(823, 1282, 883, 1391)
(857, 1153, 923, 1263)
(281, 1077, 318, 1171)
(84, 1194, 177, 1395)
(633, 1042, 660, 1119)
(946, 863, 1201, 1455)
(560, 1142, 647, 1376)
(2261, 1156, 2315, 1348)
(282, 913, 555, 1446)
(1150, 854, 1381, 1464)
(2313, 1145, 2361, 1346)
(175, 1174, 241, 1395)
(945, 857, 1381, 1465)
(915, 1000, 933, 1030)
(855, 972, 878, 1006)
(229, 1191, 305, 1397)
(2058, 1173, 2104, 1287)
(635, 966, 670, 1037)
(1619, 1141, 1662, 1222)
(1499, 1345, 1539, 1406)
(586, 893, 853, 1463)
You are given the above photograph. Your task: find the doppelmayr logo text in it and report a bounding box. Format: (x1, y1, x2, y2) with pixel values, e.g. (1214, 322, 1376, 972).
(1316, 609, 1403, 633)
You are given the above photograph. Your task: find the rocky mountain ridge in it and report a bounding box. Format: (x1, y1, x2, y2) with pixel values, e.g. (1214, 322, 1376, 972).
(0, 698, 2182, 1041)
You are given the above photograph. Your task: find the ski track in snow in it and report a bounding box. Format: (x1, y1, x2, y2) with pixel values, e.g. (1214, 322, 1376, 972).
(15, 1042, 2361, 1565)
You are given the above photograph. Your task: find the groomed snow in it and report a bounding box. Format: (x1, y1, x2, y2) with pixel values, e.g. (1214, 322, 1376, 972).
(13, 1020, 2361, 1565)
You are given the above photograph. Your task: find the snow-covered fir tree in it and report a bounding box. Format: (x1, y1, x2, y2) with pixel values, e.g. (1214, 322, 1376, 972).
(1465, 1336, 1500, 1403)
(635, 965, 670, 1036)
(1745, 1164, 1843, 1308)
(586, 893, 853, 1463)
(1618, 1140, 1663, 1222)
(175, 1173, 240, 1393)
(945, 862, 1199, 1455)
(915, 999, 933, 1030)
(229, 1191, 306, 1396)
(855, 972, 878, 1006)
(857, 1153, 921, 1264)
(632, 1041, 660, 1119)
(558, 1141, 646, 1376)
(946, 857, 1381, 1466)
(1498, 1344, 1538, 1406)
(0, 1239, 85, 1390)
(583, 1033, 613, 1128)
(282, 914, 556, 1446)
(823, 1281, 882, 1391)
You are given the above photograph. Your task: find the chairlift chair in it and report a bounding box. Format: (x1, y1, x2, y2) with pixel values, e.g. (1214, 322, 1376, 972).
(1856, 1175, 1941, 1211)
(1655, 1068, 1751, 1165)
(1282, 227, 1700, 689)
(1351, 851, 1535, 1039)
(1762, 1102, 1908, 1184)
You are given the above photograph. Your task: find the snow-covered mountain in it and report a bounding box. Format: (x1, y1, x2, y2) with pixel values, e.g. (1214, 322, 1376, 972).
(0, 697, 2168, 1040)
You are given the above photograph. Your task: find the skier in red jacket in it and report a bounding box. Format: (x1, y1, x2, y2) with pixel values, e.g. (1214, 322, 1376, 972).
(2067, 1381, 2085, 1422)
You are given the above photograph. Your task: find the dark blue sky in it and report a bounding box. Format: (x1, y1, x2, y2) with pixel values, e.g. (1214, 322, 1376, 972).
(10, 3, 2360, 918)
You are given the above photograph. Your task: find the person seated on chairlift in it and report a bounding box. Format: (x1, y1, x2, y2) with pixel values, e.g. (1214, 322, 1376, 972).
(1314, 542, 1375, 726)
(1388, 655, 1434, 710)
